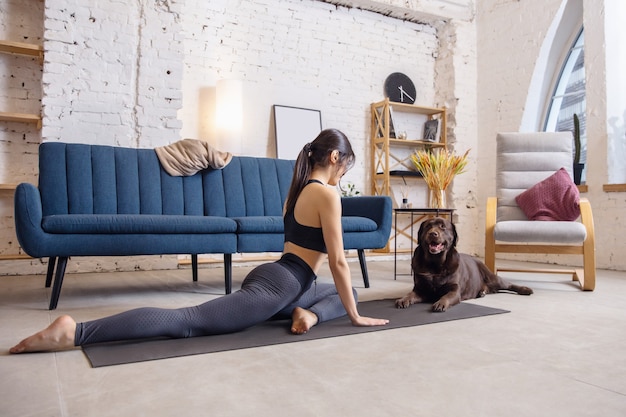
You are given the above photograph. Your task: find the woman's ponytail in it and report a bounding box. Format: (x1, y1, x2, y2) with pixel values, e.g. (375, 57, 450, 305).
(284, 129, 354, 214)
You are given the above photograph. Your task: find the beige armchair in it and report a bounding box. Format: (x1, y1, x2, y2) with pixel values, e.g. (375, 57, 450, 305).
(485, 132, 596, 291)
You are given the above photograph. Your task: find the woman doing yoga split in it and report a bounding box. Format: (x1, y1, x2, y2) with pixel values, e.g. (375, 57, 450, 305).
(10, 128, 389, 354)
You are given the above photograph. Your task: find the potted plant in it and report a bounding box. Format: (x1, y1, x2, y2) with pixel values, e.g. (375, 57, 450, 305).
(573, 113, 584, 185)
(340, 182, 360, 197)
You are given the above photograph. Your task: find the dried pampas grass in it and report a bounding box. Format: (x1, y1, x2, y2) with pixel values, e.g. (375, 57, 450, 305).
(410, 149, 470, 191)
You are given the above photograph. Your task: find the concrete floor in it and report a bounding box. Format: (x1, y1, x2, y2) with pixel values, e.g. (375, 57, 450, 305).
(1, 257, 625, 417)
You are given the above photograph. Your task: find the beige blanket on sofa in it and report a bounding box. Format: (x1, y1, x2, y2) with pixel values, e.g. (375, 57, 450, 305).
(155, 139, 233, 176)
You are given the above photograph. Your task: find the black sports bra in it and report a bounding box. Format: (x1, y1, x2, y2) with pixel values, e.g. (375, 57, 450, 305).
(284, 179, 327, 253)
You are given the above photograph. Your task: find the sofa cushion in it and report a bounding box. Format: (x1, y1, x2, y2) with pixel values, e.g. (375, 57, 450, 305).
(42, 214, 238, 234)
(342, 216, 378, 232)
(514, 167, 580, 221)
(232, 216, 284, 233)
(494, 220, 587, 244)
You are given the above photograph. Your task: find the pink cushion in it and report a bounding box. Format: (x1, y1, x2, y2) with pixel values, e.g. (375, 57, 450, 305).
(515, 168, 580, 221)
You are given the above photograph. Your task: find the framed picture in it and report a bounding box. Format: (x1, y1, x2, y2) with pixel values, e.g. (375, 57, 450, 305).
(273, 105, 322, 160)
(423, 119, 440, 142)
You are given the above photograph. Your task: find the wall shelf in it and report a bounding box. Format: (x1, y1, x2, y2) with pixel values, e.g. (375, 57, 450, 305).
(0, 40, 44, 130)
(0, 112, 42, 129)
(0, 183, 19, 191)
(0, 40, 43, 61)
(603, 184, 626, 192)
(0, 254, 32, 261)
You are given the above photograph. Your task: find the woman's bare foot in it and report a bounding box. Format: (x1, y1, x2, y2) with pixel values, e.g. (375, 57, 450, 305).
(9, 315, 77, 354)
(290, 307, 318, 335)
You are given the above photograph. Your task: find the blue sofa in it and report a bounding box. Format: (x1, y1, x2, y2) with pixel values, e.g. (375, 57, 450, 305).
(14, 142, 392, 309)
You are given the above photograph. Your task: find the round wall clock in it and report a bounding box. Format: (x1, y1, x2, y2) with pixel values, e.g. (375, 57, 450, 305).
(384, 72, 416, 104)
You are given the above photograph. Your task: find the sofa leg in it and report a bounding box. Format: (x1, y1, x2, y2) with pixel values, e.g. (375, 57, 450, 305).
(45, 257, 57, 288)
(357, 249, 370, 288)
(191, 254, 198, 282)
(224, 253, 232, 294)
(49, 257, 68, 310)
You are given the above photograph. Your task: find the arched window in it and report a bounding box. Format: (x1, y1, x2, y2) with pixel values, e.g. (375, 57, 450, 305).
(544, 28, 585, 182)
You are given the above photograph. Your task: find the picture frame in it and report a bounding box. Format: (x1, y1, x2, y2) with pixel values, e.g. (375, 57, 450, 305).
(423, 119, 440, 142)
(273, 105, 322, 160)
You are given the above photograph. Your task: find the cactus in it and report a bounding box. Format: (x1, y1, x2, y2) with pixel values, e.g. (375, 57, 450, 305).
(573, 113, 581, 164)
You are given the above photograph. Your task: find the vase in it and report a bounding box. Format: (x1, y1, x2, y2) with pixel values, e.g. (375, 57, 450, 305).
(429, 188, 446, 209)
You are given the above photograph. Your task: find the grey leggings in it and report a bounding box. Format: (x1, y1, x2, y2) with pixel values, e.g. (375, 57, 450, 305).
(75, 253, 356, 346)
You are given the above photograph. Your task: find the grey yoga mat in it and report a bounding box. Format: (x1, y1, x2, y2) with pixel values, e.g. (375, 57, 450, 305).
(82, 299, 509, 367)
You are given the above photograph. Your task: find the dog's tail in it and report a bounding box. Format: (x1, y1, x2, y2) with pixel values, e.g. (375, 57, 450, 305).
(477, 262, 533, 295)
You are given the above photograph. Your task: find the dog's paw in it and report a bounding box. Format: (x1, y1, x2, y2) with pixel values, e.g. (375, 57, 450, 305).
(396, 291, 421, 308)
(431, 300, 449, 312)
(518, 286, 533, 295)
(395, 298, 412, 309)
(510, 284, 533, 295)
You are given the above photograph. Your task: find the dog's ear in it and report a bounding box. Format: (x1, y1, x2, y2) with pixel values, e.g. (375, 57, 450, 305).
(450, 220, 458, 248)
(417, 219, 429, 243)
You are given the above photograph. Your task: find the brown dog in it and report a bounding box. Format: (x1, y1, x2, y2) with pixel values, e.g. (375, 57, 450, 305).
(395, 217, 533, 312)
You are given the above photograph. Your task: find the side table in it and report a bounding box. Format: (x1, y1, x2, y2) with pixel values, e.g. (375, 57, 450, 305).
(393, 207, 455, 279)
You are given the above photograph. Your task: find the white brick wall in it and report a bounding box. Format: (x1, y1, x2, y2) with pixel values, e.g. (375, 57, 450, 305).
(179, 0, 439, 161)
(2, 0, 459, 275)
(10, 0, 621, 276)
(41, 0, 183, 148)
(5, 0, 624, 276)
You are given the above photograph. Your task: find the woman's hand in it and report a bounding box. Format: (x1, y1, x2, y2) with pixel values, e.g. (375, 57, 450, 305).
(351, 316, 389, 327)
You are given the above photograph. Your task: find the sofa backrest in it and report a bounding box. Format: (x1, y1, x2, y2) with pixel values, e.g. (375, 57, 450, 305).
(38, 142, 296, 218)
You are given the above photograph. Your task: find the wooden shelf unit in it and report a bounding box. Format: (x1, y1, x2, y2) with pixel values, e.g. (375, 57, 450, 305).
(0, 39, 43, 261)
(0, 40, 43, 129)
(370, 98, 447, 197)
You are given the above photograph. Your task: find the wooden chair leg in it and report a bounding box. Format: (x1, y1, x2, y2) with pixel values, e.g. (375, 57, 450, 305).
(581, 256, 596, 291)
(581, 266, 595, 291)
(580, 198, 596, 291)
(484, 245, 496, 273)
(484, 197, 497, 272)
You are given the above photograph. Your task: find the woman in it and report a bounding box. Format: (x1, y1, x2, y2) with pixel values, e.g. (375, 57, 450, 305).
(10, 128, 389, 353)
